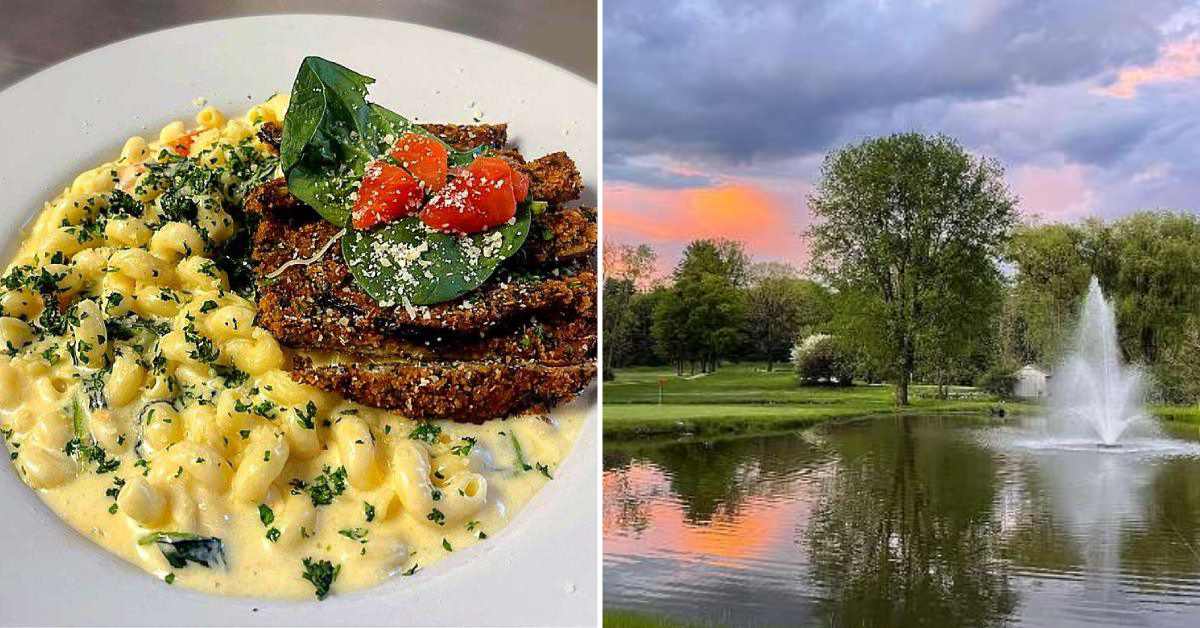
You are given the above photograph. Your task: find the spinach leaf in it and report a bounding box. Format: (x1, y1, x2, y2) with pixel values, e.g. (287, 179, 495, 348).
(81, 371, 107, 411)
(342, 205, 531, 306)
(281, 57, 378, 226)
(281, 59, 487, 226)
(281, 59, 448, 226)
(281, 56, 529, 305)
(138, 532, 227, 569)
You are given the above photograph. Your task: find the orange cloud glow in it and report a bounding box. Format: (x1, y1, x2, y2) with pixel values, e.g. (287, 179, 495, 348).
(603, 462, 817, 566)
(1100, 38, 1200, 98)
(604, 182, 807, 263)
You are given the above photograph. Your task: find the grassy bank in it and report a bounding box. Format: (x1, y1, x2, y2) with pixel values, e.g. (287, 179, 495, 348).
(604, 610, 711, 628)
(604, 364, 1032, 439)
(1153, 404, 1200, 424)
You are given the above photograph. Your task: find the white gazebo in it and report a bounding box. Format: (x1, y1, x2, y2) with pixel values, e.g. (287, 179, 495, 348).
(1013, 364, 1049, 399)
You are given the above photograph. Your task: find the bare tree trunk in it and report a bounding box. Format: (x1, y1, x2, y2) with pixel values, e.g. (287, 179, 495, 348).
(896, 338, 913, 406)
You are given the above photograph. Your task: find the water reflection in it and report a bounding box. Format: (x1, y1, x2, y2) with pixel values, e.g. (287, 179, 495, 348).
(804, 417, 1018, 627)
(603, 417, 1200, 627)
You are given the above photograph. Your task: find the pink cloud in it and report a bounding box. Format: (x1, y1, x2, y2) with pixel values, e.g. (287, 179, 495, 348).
(1010, 162, 1097, 219)
(1099, 37, 1200, 98)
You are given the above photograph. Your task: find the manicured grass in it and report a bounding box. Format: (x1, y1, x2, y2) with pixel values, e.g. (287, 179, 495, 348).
(604, 364, 1031, 439)
(604, 364, 1198, 439)
(604, 610, 711, 628)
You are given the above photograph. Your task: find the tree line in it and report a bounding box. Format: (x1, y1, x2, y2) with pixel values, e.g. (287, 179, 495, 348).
(605, 240, 833, 377)
(604, 132, 1200, 405)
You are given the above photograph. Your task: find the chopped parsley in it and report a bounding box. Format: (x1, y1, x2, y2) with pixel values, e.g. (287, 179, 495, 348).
(235, 397, 277, 420)
(303, 465, 348, 507)
(408, 421, 441, 444)
(510, 432, 533, 472)
(301, 557, 341, 600)
(258, 503, 275, 526)
(182, 319, 219, 364)
(214, 364, 248, 388)
(338, 528, 369, 544)
(294, 401, 317, 430)
(105, 476, 126, 501)
(449, 437, 477, 457)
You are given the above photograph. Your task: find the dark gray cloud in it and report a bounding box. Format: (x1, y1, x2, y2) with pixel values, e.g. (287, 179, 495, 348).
(604, 148, 717, 188)
(607, 0, 1179, 157)
(604, 0, 1198, 202)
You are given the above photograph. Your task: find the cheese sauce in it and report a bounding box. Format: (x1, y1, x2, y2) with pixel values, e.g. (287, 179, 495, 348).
(0, 96, 587, 599)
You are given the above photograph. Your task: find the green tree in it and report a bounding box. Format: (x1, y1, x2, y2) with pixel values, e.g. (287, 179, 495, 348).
(1153, 319, 1200, 404)
(653, 241, 747, 374)
(1004, 224, 1093, 366)
(1108, 212, 1200, 364)
(675, 238, 751, 287)
(808, 133, 1017, 405)
(918, 260, 1003, 396)
(602, 277, 634, 379)
(1005, 212, 1200, 374)
(744, 263, 811, 371)
(604, 242, 659, 290)
(622, 288, 668, 366)
(602, 243, 659, 375)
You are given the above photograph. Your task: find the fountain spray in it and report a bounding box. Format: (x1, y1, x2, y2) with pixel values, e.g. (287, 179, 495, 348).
(1048, 277, 1146, 446)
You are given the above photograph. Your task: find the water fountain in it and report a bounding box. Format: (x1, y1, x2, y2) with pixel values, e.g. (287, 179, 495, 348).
(1048, 277, 1146, 446)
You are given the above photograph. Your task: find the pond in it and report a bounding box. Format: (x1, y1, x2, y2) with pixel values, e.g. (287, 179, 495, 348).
(603, 415, 1200, 627)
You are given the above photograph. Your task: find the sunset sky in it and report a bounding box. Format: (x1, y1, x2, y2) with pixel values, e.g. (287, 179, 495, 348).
(604, 0, 1200, 272)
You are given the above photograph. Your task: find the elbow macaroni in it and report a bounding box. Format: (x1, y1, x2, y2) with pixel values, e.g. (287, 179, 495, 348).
(0, 96, 585, 600)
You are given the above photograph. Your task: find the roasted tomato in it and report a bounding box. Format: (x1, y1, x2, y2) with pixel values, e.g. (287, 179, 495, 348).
(170, 131, 199, 157)
(471, 156, 529, 202)
(351, 162, 424, 230)
(419, 157, 522, 234)
(510, 168, 530, 203)
(388, 132, 448, 193)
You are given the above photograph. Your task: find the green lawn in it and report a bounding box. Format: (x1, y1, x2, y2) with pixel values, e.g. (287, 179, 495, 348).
(604, 363, 1200, 439)
(604, 364, 1032, 439)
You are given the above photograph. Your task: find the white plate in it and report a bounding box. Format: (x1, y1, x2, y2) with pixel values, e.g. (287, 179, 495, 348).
(0, 15, 597, 627)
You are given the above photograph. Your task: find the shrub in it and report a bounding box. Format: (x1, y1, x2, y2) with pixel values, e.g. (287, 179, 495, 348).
(792, 334, 855, 386)
(976, 363, 1018, 400)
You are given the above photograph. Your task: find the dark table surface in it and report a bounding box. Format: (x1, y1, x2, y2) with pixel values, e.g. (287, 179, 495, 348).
(0, 0, 596, 89)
